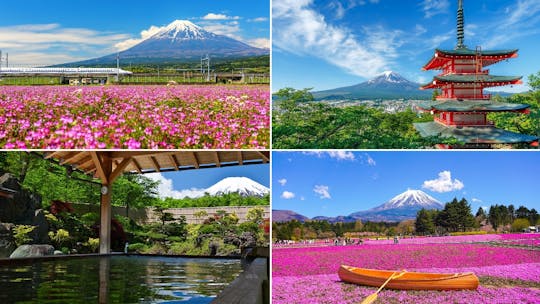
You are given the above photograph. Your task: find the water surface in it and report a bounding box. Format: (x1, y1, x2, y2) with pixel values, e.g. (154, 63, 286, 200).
(0, 255, 242, 303)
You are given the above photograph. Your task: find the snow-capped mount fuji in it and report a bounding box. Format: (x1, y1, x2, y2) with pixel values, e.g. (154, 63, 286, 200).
(347, 189, 443, 222)
(63, 20, 268, 66)
(370, 189, 443, 211)
(205, 177, 269, 197)
(367, 71, 413, 85)
(151, 20, 210, 40)
(313, 71, 432, 100)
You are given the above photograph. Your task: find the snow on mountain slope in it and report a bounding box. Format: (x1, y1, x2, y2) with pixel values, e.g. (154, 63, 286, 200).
(205, 177, 269, 197)
(371, 189, 444, 211)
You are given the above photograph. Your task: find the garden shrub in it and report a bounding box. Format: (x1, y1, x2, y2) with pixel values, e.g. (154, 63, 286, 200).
(13, 225, 36, 246)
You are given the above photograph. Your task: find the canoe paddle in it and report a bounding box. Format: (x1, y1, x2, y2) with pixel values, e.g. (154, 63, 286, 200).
(360, 270, 406, 304)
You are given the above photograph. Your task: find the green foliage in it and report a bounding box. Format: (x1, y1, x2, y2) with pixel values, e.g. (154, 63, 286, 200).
(528, 71, 540, 91)
(272, 219, 399, 241)
(127, 243, 148, 253)
(112, 174, 159, 211)
(155, 193, 269, 208)
(435, 198, 476, 232)
(13, 225, 36, 246)
(246, 207, 265, 225)
(80, 212, 99, 226)
(83, 237, 99, 252)
(272, 88, 448, 149)
(415, 208, 438, 235)
(48, 229, 71, 247)
(511, 218, 531, 232)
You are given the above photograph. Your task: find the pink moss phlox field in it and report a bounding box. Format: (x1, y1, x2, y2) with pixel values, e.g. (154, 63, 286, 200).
(273, 233, 540, 248)
(0, 85, 269, 149)
(272, 273, 540, 304)
(272, 244, 539, 277)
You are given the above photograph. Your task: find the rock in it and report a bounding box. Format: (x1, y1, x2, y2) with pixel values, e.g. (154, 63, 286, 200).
(53, 250, 63, 255)
(0, 173, 42, 225)
(9, 244, 54, 258)
(0, 223, 16, 258)
(31, 209, 49, 243)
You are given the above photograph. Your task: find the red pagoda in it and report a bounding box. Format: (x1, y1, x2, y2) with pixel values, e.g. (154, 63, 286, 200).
(415, 0, 538, 148)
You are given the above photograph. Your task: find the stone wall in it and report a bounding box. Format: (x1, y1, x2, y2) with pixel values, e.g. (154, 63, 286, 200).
(70, 203, 270, 225)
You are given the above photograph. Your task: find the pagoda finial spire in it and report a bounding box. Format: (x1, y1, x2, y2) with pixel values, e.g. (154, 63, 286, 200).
(456, 0, 466, 49)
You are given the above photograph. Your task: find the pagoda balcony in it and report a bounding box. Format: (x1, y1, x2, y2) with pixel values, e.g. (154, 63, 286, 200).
(440, 70, 490, 76)
(437, 94, 492, 100)
(434, 116, 495, 127)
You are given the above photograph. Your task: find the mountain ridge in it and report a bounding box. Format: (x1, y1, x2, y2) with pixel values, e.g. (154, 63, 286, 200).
(313, 71, 433, 100)
(62, 20, 269, 66)
(273, 189, 444, 222)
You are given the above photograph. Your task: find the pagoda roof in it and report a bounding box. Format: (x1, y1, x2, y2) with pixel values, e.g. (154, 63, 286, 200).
(421, 75, 522, 89)
(414, 122, 538, 144)
(423, 48, 518, 70)
(417, 100, 530, 112)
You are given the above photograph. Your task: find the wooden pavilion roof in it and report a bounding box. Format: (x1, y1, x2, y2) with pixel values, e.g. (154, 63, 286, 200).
(44, 151, 269, 183)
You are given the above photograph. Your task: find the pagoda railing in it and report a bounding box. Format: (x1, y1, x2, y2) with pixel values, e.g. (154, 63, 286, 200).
(434, 116, 495, 126)
(437, 94, 492, 100)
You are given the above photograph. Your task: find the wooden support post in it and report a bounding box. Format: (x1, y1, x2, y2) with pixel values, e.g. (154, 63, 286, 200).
(95, 153, 113, 254)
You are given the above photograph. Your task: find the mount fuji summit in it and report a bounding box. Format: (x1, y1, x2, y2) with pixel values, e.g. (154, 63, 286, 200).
(313, 71, 432, 100)
(348, 189, 444, 222)
(65, 20, 269, 65)
(205, 177, 269, 197)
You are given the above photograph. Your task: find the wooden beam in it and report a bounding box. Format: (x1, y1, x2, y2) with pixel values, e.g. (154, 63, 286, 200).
(131, 158, 142, 173)
(90, 152, 108, 184)
(189, 152, 200, 169)
(44, 151, 63, 160)
(76, 156, 94, 171)
(237, 151, 243, 165)
(256, 151, 270, 163)
(169, 154, 179, 170)
(213, 152, 221, 167)
(109, 157, 132, 183)
(60, 152, 84, 165)
(150, 156, 161, 172)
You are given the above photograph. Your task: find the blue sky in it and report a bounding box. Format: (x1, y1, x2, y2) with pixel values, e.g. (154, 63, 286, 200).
(0, 0, 269, 65)
(272, 151, 540, 218)
(272, 0, 540, 92)
(145, 163, 269, 199)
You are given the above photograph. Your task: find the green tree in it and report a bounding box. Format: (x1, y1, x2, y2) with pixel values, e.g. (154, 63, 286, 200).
(415, 208, 436, 235)
(436, 198, 475, 232)
(511, 218, 530, 232)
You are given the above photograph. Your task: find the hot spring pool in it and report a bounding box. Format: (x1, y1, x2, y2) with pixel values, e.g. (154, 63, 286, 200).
(0, 255, 243, 303)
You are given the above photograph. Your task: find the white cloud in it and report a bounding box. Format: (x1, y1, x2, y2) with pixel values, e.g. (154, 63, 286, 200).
(248, 17, 269, 22)
(472, 198, 483, 203)
(146, 173, 206, 199)
(327, 151, 356, 161)
(422, 171, 464, 193)
(421, 0, 450, 18)
(302, 151, 355, 161)
(364, 153, 376, 166)
(278, 179, 287, 186)
(247, 38, 270, 49)
(114, 25, 162, 51)
(273, 0, 392, 78)
(202, 13, 240, 20)
(281, 191, 296, 199)
(0, 23, 130, 64)
(314, 185, 331, 199)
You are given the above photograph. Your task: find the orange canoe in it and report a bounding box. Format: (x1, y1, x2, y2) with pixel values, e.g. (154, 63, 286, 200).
(338, 265, 479, 290)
